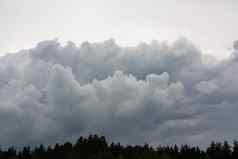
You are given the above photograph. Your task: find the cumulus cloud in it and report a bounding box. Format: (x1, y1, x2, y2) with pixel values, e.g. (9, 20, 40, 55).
(195, 81, 218, 95)
(0, 38, 237, 148)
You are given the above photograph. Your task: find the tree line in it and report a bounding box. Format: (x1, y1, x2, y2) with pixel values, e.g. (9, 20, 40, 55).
(1, 134, 238, 159)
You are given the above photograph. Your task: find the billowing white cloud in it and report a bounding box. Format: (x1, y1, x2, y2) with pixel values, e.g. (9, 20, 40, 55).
(195, 81, 218, 95)
(0, 38, 238, 148)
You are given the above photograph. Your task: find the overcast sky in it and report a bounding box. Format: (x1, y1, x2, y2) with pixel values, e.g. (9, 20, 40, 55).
(1, 0, 238, 59)
(1, 0, 238, 148)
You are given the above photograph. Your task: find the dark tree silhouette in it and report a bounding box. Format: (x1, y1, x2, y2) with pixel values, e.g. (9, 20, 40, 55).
(0, 135, 237, 159)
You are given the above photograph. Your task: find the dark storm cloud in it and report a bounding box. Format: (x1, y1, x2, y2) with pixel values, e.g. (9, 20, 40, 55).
(0, 38, 237, 147)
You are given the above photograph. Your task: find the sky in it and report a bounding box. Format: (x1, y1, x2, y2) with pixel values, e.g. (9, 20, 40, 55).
(1, 0, 238, 148)
(1, 0, 238, 59)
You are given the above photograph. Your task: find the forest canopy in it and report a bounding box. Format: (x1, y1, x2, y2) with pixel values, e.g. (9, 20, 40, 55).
(1, 134, 238, 159)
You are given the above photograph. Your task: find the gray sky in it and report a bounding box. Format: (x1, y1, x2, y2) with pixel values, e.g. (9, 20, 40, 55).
(1, 0, 238, 59)
(2, 0, 238, 148)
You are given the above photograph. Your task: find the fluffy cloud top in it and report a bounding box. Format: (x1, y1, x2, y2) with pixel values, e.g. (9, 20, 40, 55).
(0, 38, 237, 148)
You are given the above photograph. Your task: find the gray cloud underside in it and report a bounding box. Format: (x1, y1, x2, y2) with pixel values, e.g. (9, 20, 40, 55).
(0, 38, 238, 147)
